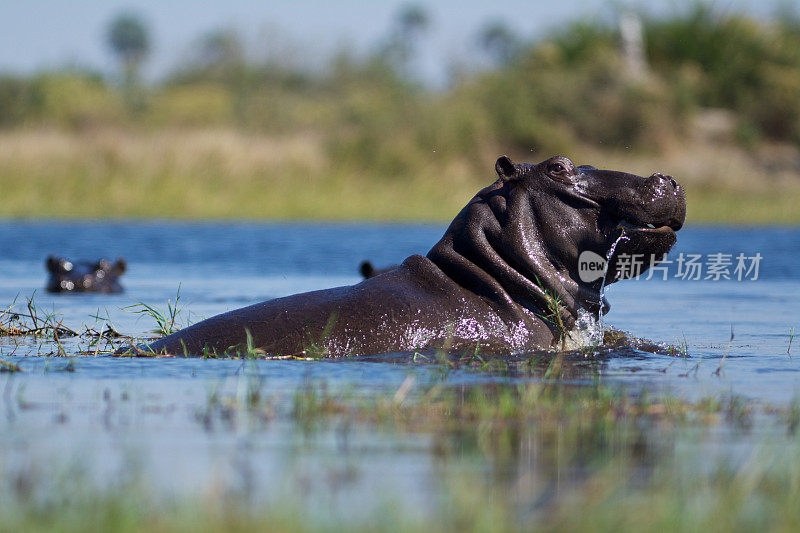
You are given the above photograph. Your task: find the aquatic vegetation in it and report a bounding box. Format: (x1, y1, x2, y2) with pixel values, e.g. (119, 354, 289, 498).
(0, 294, 77, 338)
(0, 359, 22, 373)
(2, 376, 800, 532)
(0, 285, 795, 532)
(283, 380, 755, 439)
(713, 325, 735, 376)
(0, 291, 696, 372)
(0, 295, 141, 359)
(123, 285, 185, 337)
(2, 454, 800, 533)
(787, 400, 800, 436)
(241, 329, 267, 359)
(298, 313, 341, 360)
(541, 289, 568, 350)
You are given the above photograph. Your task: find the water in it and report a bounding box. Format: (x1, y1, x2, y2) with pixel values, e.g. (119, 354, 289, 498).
(0, 221, 798, 396)
(2, 221, 796, 399)
(598, 231, 628, 333)
(0, 221, 798, 508)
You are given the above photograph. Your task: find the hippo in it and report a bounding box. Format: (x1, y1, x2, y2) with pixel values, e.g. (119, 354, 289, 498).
(46, 256, 126, 294)
(138, 155, 685, 357)
(359, 261, 398, 279)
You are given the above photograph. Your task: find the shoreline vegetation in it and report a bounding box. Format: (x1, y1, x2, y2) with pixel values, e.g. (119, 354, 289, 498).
(2, 127, 799, 224)
(2, 5, 800, 224)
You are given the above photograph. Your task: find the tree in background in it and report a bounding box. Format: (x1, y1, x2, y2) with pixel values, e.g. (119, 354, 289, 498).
(380, 4, 431, 78)
(477, 21, 520, 66)
(107, 12, 150, 111)
(196, 30, 245, 74)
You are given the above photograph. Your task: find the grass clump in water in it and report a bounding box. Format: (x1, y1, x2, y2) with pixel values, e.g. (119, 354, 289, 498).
(0, 294, 77, 338)
(123, 285, 186, 337)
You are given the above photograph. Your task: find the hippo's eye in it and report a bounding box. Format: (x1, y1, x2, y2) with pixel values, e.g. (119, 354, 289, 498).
(547, 162, 566, 174)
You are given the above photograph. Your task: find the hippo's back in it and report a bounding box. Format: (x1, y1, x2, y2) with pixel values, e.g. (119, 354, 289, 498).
(143, 255, 479, 357)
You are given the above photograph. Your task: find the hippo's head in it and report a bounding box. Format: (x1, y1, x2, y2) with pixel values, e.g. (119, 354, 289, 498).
(493, 155, 685, 284)
(45, 256, 127, 294)
(427, 155, 685, 338)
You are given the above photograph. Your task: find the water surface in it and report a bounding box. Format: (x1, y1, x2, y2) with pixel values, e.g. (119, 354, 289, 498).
(0, 221, 798, 508)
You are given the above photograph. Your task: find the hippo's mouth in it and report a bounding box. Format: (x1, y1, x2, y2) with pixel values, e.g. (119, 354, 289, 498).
(617, 219, 681, 237)
(605, 207, 685, 282)
(615, 194, 685, 234)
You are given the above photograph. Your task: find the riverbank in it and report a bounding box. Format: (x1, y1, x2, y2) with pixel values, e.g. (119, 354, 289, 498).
(1, 128, 798, 224)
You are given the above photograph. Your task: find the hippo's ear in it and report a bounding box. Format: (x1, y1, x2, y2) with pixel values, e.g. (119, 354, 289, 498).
(113, 258, 127, 275)
(359, 261, 374, 278)
(495, 155, 518, 181)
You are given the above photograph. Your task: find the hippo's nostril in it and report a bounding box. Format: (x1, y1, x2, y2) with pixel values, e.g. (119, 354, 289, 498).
(651, 172, 679, 189)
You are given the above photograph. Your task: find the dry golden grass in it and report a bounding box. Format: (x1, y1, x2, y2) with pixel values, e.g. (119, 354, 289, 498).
(1, 127, 798, 223)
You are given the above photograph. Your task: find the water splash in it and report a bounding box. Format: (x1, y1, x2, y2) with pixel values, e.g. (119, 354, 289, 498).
(597, 232, 629, 333)
(561, 233, 630, 352)
(563, 307, 604, 351)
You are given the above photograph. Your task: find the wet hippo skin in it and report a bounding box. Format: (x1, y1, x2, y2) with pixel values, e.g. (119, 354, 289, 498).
(140, 155, 685, 357)
(46, 256, 127, 294)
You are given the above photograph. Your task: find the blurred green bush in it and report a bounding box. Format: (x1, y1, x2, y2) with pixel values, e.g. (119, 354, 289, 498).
(0, 5, 799, 173)
(0, 72, 125, 129)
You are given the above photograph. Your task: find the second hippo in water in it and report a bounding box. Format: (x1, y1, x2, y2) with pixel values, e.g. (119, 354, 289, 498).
(46, 256, 127, 294)
(359, 261, 399, 279)
(139, 155, 685, 357)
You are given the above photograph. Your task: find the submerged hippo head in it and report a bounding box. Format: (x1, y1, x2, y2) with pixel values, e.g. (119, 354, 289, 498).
(428, 155, 686, 336)
(45, 256, 127, 294)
